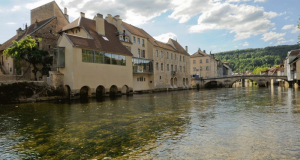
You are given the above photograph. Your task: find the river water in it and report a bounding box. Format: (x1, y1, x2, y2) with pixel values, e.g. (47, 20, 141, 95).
(0, 86, 300, 159)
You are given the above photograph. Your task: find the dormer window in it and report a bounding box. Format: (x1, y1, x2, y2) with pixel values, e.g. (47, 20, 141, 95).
(119, 36, 123, 41)
(125, 37, 129, 42)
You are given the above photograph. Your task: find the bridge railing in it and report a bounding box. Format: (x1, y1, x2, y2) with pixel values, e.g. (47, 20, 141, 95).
(193, 74, 287, 80)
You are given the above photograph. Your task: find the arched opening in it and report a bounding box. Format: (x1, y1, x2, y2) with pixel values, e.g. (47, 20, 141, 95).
(186, 78, 189, 85)
(174, 77, 178, 87)
(64, 85, 71, 99)
(183, 78, 186, 86)
(205, 81, 218, 88)
(96, 85, 105, 98)
(121, 85, 129, 95)
(170, 78, 173, 87)
(80, 86, 91, 99)
(110, 85, 119, 96)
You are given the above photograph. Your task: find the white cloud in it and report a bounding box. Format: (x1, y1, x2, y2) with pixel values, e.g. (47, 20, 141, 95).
(291, 26, 299, 33)
(153, 32, 177, 43)
(11, 6, 20, 12)
(262, 31, 285, 42)
(282, 24, 294, 30)
(243, 42, 249, 46)
(188, 3, 277, 40)
(254, 0, 267, 2)
(6, 22, 16, 25)
(272, 27, 276, 30)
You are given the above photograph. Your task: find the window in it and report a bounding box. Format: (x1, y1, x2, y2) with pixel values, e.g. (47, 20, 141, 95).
(206, 73, 209, 78)
(206, 59, 209, 63)
(82, 50, 94, 62)
(94, 51, 104, 63)
(167, 64, 169, 71)
(175, 65, 177, 71)
(156, 62, 158, 70)
(133, 36, 136, 43)
(137, 78, 139, 81)
(193, 60, 196, 64)
(175, 54, 177, 60)
(82, 49, 125, 66)
(167, 52, 169, 59)
(183, 56, 185, 62)
(160, 76, 161, 79)
(180, 55, 182, 61)
(48, 45, 51, 49)
(160, 51, 163, 58)
(137, 38, 140, 44)
(119, 36, 123, 41)
(142, 39, 145, 46)
(156, 50, 158, 57)
(161, 63, 163, 71)
(171, 53, 173, 59)
(53, 47, 65, 67)
(49, 30, 52, 33)
(138, 49, 141, 58)
(193, 67, 196, 71)
(141, 50, 145, 58)
(183, 66, 185, 72)
(200, 59, 202, 63)
(180, 66, 182, 72)
(200, 66, 202, 71)
(125, 37, 129, 42)
(206, 66, 209, 70)
(104, 53, 111, 64)
(171, 65, 173, 71)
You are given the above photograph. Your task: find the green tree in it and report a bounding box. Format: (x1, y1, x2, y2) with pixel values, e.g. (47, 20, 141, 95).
(3, 36, 52, 80)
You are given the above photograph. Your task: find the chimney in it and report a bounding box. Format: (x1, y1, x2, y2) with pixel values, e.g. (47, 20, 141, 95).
(105, 14, 113, 24)
(64, 7, 69, 21)
(185, 46, 188, 53)
(16, 28, 22, 37)
(114, 15, 122, 31)
(203, 50, 206, 53)
(93, 13, 105, 36)
(80, 12, 85, 17)
(25, 23, 28, 30)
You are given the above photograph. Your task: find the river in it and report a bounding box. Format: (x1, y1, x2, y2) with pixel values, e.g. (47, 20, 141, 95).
(0, 86, 300, 159)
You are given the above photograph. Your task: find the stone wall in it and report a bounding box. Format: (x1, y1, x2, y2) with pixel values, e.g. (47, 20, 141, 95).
(31, 2, 55, 24)
(48, 71, 64, 89)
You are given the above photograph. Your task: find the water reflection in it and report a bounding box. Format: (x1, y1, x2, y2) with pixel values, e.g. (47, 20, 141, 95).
(0, 87, 300, 159)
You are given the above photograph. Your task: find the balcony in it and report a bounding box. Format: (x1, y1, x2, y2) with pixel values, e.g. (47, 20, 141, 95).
(132, 57, 153, 74)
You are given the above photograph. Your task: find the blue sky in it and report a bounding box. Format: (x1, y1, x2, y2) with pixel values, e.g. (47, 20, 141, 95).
(0, 0, 299, 54)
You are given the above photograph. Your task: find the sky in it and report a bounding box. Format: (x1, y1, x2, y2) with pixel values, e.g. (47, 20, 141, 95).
(0, 0, 299, 54)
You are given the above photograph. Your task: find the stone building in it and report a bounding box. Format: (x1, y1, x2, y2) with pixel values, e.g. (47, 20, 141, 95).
(0, 1, 69, 80)
(55, 13, 133, 98)
(190, 49, 232, 78)
(105, 15, 191, 92)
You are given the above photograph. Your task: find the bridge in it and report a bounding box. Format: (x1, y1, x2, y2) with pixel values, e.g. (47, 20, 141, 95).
(191, 75, 288, 88)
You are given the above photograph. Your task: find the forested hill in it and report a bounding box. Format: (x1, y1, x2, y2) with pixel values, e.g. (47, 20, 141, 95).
(214, 44, 299, 72)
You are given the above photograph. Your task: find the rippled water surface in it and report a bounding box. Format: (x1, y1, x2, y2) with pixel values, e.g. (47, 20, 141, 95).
(1, 86, 300, 159)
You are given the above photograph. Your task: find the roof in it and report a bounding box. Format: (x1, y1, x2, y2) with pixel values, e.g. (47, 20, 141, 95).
(169, 39, 189, 55)
(290, 53, 300, 64)
(190, 50, 209, 58)
(0, 17, 56, 51)
(288, 49, 300, 57)
(122, 21, 187, 55)
(63, 17, 132, 56)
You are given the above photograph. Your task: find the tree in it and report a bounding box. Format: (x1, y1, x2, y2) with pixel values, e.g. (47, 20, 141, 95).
(3, 36, 52, 80)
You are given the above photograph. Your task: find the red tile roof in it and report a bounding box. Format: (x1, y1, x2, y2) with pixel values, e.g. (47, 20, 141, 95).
(190, 50, 209, 58)
(63, 17, 132, 56)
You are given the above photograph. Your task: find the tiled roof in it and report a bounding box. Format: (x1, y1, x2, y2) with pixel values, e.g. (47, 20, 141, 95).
(190, 50, 209, 58)
(61, 18, 80, 31)
(122, 21, 188, 54)
(0, 17, 56, 51)
(170, 39, 189, 55)
(64, 17, 132, 56)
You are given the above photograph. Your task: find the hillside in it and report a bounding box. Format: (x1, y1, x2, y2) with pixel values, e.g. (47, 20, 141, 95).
(214, 44, 299, 72)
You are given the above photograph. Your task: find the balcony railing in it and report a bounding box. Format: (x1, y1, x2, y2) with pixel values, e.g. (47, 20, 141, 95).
(132, 57, 153, 74)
